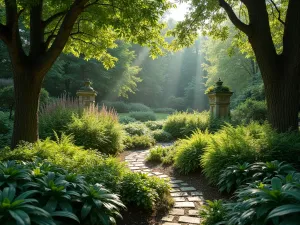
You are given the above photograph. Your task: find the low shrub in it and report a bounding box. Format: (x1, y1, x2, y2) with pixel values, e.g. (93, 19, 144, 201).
(153, 108, 176, 114)
(226, 175, 300, 225)
(124, 135, 156, 150)
(145, 121, 164, 130)
(199, 200, 227, 225)
(218, 161, 295, 193)
(167, 96, 185, 111)
(129, 111, 157, 122)
(67, 106, 124, 154)
(101, 101, 129, 113)
(0, 112, 13, 148)
(39, 95, 80, 139)
(128, 103, 152, 112)
(174, 130, 210, 174)
(201, 123, 272, 184)
(231, 99, 267, 125)
(119, 116, 137, 124)
(0, 160, 125, 225)
(152, 130, 173, 142)
(146, 145, 175, 164)
(0, 135, 170, 211)
(163, 111, 210, 139)
(120, 173, 171, 210)
(123, 122, 149, 136)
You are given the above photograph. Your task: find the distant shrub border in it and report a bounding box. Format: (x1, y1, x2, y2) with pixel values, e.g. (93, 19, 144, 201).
(129, 111, 157, 122)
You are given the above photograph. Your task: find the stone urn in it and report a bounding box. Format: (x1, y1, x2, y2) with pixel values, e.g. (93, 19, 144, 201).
(206, 78, 233, 118)
(76, 79, 97, 108)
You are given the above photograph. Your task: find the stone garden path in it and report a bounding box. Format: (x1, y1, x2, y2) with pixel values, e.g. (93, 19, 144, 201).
(124, 148, 204, 225)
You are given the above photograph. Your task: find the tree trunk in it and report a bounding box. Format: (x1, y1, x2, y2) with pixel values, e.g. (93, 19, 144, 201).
(11, 69, 43, 148)
(264, 73, 299, 132)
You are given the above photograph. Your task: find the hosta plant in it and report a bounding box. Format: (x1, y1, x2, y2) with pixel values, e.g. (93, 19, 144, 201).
(225, 175, 300, 225)
(0, 160, 125, 225)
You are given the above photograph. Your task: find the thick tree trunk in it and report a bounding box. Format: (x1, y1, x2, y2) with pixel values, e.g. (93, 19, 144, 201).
(11, 69, 43, 148)
(264, 74, 299, 132)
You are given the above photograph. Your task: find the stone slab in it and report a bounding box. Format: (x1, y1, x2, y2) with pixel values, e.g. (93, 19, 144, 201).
(170, 188, 181, 193)
(173, 197, 186, 202)
(178, 216, 200, 224)
(174, 202, 195, 208)
(171, 192, 188, 197)
(189, 210, 199, 216)
(169, 208, 185, 216)
(170, 180, 183, 184)
(129, 167, 140, 170)
(162, 223, 180, 225)
(171, 184, 180, 188)
(180, 183, 189, 186)
(180, 187, 196, 191)
(188, 196, 203, 202)
(190, 191, 203, 196)
(153, 172, 163, 175)
(162, 215, 174, 222)
(159, 175, 169, 178)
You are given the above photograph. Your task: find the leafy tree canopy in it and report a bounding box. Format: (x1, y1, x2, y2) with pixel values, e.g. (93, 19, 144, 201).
(0, 0, 173, 68)
(171, 0, 287, 57)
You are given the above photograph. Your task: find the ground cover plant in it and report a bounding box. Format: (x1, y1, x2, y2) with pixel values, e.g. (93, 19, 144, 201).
(0, 111, 12, 148)
(146, 145, 175, 165)
(0, 134, 171, 211)
(0, 160, 125, 225)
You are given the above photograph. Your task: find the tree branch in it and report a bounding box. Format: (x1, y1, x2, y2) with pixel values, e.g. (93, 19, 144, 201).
(43, 10, 68, 27)
(218, 0, 252, 35)
(269, 0, 285, 26)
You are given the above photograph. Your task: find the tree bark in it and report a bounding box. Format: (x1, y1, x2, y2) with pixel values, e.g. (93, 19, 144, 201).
(11, 69, 44, 148)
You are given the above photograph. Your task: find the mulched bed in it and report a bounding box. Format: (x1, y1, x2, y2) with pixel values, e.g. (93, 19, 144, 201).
(116, 150, 228, 225)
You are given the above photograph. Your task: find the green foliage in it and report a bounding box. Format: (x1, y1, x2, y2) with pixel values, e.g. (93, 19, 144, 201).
(67, 107, 124, 154)
(205, 85, 231, 94)
(145, 121, 164, 130)
(123, 122, 149, 136)
(153, 108, 176, 114)
(39, 97, 80, 139)
(201, 123, 272, 184)
(118, 116, 136, 124)
(128, 111, 157, 122)
(226, 175, 300, 225)
(0, 112, 13, 148)
(174, 130, 210, 174)
(163, 111, 210, 138)
(124, 135, 155, 150)
(146, 145, 175, 165)
(231, 99, 267, 125)
(102, 101, 129, 113)
(0, 135, 170, 211)
(119, 173, 171, 210)
(128, 103, 152, 112)
(152, 130, 173, 142)
(0, 160, 125, 225)
(199, 200, 227, 225)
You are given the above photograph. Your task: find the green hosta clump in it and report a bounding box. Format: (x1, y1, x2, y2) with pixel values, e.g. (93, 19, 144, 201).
(218, 161, 295, 193)
(174, 130, 210, 174)
(0, 160, 125, 225)
(226, 175, 300, 225)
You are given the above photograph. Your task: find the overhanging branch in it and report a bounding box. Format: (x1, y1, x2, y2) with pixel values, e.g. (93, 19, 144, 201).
(43, 10, 68, 27)
(269, 0, 285, 26)
(219, 0, 251, 35)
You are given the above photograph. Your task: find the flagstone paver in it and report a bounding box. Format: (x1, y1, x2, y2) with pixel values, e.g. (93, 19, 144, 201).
(124, 146, 203, 224)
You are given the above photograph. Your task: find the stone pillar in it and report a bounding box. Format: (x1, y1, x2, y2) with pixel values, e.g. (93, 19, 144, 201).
(206, 78, 233, 118)
(76, 79, 97, 108)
